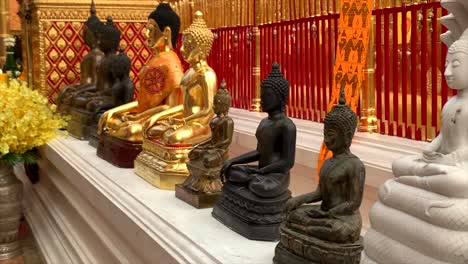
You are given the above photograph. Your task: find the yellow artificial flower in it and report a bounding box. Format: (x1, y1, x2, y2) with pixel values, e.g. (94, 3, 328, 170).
(0, 80, 68, 157)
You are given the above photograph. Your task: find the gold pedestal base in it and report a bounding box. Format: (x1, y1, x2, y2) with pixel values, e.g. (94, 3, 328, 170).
(134, 139, 192, 190)
(358, 108, 378, 133)
(250, 98, 261, 112)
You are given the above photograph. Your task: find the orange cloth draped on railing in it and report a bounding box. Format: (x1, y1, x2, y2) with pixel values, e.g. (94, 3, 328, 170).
(317, 0, 373, 174)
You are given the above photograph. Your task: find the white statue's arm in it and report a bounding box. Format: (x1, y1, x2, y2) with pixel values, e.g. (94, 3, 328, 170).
(423, 134, 442, 154)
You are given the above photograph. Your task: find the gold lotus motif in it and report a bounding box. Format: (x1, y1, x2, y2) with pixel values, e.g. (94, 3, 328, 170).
(48, 27, 59, 40)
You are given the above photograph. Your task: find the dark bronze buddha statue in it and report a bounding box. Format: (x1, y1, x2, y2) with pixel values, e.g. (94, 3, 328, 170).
(175, 80, 234, 208)
(212, 63, 296, 241)
(67, 17, 126, 140)
(56, 0, 104, 114)
(274, 87, 365, 264)
(89, 49, 134, 147)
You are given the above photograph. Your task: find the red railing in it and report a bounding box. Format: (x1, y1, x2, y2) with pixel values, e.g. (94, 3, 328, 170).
(209, 26, 255, 110)
(259, 14, 339, 122)
(374, 2, 449, 141)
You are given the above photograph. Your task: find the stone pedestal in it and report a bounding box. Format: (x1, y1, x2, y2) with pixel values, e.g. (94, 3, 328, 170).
(273, 224, 363, 264)
(96, 133, 142, 168)
(134, 139, 191, 190)
(212, 182, 290, 241)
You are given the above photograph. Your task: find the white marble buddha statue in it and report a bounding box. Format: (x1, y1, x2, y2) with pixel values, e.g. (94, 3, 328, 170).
(361, 3, 468, 263)
(391, 30, 468, 198)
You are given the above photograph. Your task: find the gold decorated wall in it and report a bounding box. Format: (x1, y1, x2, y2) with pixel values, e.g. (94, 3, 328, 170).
(170, 0, 340, 29)
(28, 0, 157, 100)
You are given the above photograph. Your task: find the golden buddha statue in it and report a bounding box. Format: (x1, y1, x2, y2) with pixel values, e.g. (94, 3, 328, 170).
(96, 3, 183, 168)
(175, 80, 234, 208)
(56, 0, 104, 114)
(135, 11, 217, 190)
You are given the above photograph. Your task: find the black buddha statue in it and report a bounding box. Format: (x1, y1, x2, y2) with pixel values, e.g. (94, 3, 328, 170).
(67, 17, 124, 140)
(273, 86, 365, 264)
(212, 63, 296, 241)
(89, 48, 134, 147)
(56, 0, 104, 114)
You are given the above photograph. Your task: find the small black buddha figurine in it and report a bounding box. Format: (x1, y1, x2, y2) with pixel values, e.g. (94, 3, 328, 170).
(67, 16, 123, 140)
(89, 48, 134, 147)
(212, 63, 296, 241)
(175, 80, 234, 208)
(273, 86, 365, 264)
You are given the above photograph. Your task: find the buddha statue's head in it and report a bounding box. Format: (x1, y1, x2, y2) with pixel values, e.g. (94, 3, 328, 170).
(83, 0, 103, 49)
(260, 63, 289, 113)
(145, 2, 180, 49)
(111, 48, 132, 80)
(213, 80, 231, 116)
(323, 86, 357, 153)
(445, 28, 468, 90)
(98, 17, 121, 54)
(180, 11, 214, 64)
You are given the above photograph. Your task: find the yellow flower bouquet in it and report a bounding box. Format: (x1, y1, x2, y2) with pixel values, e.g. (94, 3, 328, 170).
(0, 79, 68, 164)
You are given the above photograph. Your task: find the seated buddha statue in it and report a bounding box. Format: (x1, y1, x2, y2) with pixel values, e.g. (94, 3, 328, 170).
(56, 0, 104, 114)
(67, 17, 123, 139)
(175, 80, 234, 208)
(274, 87, 365, 264)
(89, 49, 134, 147)
(212, 63, 297, 241)
(362, 4, 468, 263)
(134, 11, 217, 190)
(96, 2, 183, 167)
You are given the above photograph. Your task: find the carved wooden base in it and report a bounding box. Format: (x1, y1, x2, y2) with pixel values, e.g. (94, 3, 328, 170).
(212, 183, 291, 241)
(134, 139, 192, 190)
(274, 224, 363, 264)
(67, 108, 94, 140)
(175, 184, 221, 209)
(96, 134, 142, 168)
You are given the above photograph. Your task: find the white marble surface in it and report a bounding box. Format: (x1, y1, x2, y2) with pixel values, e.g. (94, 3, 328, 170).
(44, 136, 276, 264)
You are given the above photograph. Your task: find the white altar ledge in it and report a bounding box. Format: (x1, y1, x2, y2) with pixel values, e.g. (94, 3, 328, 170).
(19, 108, 430, 264)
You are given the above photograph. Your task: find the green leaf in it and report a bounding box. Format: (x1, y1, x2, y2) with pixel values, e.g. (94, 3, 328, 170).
(0, 149, 38, 166)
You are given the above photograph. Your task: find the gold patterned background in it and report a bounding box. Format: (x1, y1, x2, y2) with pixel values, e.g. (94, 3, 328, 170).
(28, 0, 157, 101)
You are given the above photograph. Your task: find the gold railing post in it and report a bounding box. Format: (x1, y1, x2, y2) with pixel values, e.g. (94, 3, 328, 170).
(250, 0, 261, 112)
(359, 15, 378, 133)
(0, 0, 9, 65)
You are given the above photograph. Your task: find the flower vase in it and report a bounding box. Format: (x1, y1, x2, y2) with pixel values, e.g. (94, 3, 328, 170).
(0, 163, 23, 260)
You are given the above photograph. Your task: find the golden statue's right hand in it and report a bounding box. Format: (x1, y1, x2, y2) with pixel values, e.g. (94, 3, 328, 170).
(97, 110, 110, 135)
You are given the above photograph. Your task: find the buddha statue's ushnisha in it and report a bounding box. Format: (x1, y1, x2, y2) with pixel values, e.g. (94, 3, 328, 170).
(56, 0, 104, 115)
(175, 80, 234, 208)
(212, 63, 296, 241)
(274, 86, 365, 264)
(96, 3, 183, 167)
(362, 3, 468, 263)
(67, 17, 123, 140)
(134, 11, 217, 190)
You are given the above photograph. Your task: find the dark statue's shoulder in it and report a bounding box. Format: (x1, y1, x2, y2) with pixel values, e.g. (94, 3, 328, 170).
(279, 116, 296, 131)
(347, 153, 365, 171)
